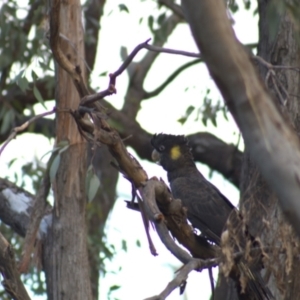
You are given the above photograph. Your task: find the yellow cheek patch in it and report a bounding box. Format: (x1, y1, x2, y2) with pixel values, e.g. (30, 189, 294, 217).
(170, 146, 181, 160)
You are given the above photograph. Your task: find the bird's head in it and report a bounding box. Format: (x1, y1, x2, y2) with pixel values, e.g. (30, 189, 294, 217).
(151, 134, 194, 172)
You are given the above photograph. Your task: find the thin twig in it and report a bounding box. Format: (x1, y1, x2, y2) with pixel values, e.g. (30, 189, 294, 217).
(254, 55, 300, 72)
(144, 58, 202, 99)
(145, 44, 201, 58)
(0, 232, 31, 300)
(271, 75, 287, 106)
(80, 39, 152, 106)
(158, 0, 184, 19)
(0, 108, 56, 156)
(208, 267, 215, 300)
(80, 41, 204, 106)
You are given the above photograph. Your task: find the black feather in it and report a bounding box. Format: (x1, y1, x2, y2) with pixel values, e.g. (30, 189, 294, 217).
(151, 133, 233, 244)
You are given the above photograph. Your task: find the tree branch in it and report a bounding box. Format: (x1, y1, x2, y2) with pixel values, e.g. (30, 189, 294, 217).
(188, 133, 242, 187)
(0, 108, 56, 156)
(139, 178, 217, 261)
(158, 0, 184, 19)
(84, 0, 106, 75)
(0, 178, 49, 238)
(19, 169, 51, 273)
(0, 232, 31, 300)
(144, 58, 202, 99)
(121, 13, 182, 118)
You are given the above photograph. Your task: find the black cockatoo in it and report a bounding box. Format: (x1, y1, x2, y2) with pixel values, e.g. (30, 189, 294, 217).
(151, 133, 272, 300)
(151, 133, 233, 244)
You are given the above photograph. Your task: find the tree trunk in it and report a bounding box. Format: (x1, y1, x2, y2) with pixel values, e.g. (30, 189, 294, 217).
(87, 146, 118, 300)
(43, 1, 92, 299)
(240, 1, 300, 299)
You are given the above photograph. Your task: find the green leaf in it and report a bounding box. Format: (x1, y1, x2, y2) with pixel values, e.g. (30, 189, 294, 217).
(177, 117, 186, 125)
(185, 105, 195, 117)
(118, 4, 129, 13)
(136, 239, 141, 247)
(244, 0, 251, 10)
(87, 173, 101, 202)
(14, 69, 29, 92)
(33, 85, 46, 108)
(121, 239, 127, 252)
(59, 144, 69, 154)
(229, 2, 239, 13)
(0, 109, 13, 134)
(211, 116, 217, 127)
(99, 71, 108, 77)
(49, 154, 61, 183)
(157, 12, 166, 26)
(31, 69, 39, 81)
(109, 285, 120, 292)
(148, 15, 154, 33)
(177, 105, 195, 125)
(40, 141, 69, 160)
(18, 76, 29, 93)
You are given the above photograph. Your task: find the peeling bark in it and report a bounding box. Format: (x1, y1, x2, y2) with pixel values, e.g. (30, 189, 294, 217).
(43, 1, 92, 299)
(241, 1, 300, 299)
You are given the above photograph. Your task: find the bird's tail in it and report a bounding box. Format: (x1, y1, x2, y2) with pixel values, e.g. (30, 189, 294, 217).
(238, 262, 273, 300)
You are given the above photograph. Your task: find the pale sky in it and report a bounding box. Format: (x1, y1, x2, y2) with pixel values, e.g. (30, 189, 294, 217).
(0, 0, 258, 299)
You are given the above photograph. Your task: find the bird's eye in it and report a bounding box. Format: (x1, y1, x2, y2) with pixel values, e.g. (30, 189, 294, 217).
(158, 145, 165, 152)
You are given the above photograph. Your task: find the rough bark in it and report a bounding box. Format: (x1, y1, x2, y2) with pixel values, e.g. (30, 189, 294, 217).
(43, 1, 92, 299)
(240, 1, 300, 299)
(181, 0, 300, 239)
(182, 0, 300, 299)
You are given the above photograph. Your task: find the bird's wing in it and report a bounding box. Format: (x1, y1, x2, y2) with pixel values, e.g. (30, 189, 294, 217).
(170, 175, 234, 245)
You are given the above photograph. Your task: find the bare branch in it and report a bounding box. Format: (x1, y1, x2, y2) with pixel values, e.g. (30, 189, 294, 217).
(81, 40, 202, 106)
(0, 108, 56, 156)
(19, 170, 51, 273)
(144, 58, 202, 99)
(84, 0, 106, 74)
(80, 39, 151, 106)
(139, 179, 217, 261)
(253, 55, 300, 72)
(0, 232, 31, 300)
(145, 44, 200, 58)
(0, 179, 34, 237)
(0, 178, 52, 239)
(137, 14, 183, 80)
(143, 259, 202, 300)
(121, 13, 182, 118)
(158, 0, 184, 18)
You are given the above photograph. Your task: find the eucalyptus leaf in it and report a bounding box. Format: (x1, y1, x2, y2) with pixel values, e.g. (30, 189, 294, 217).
(118, 4, 129, 13)
(87, 173, 101, 202)
(33, 85, 46, 108)
(49, 154, 61, 183)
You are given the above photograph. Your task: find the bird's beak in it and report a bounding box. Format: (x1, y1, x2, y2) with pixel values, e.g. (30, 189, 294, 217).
(151, 149, 161, 163)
